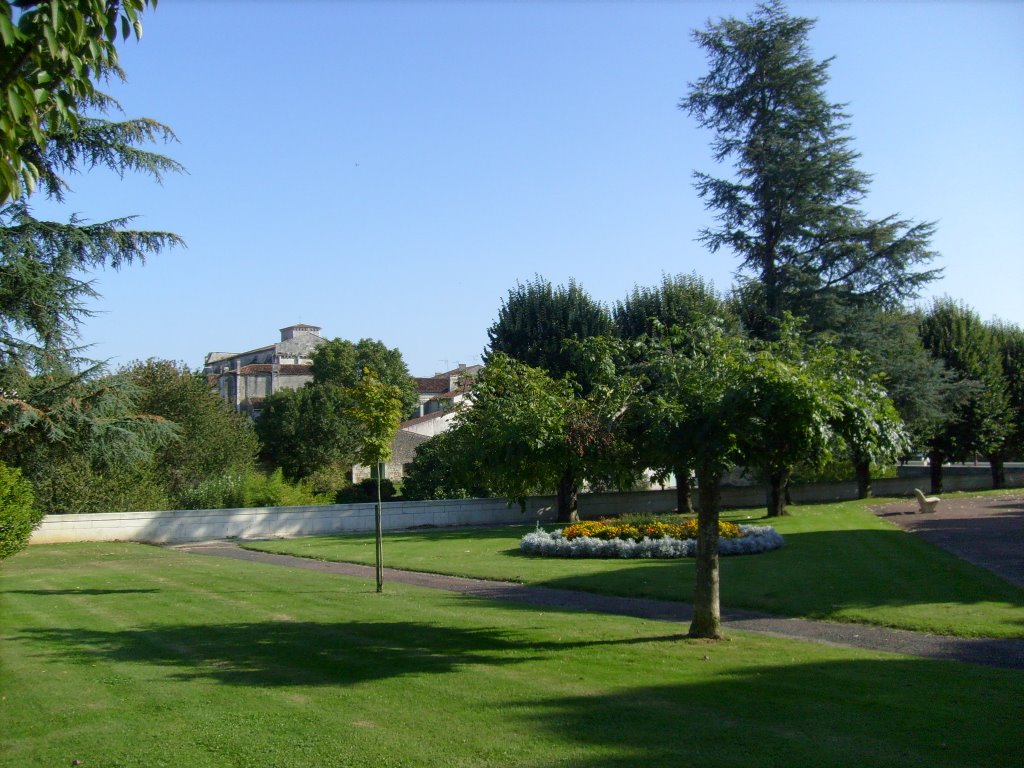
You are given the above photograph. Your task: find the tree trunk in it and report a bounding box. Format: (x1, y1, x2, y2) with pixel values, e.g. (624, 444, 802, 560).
(766, 468, 790, 517)
(855, 459, 872, 499)
(928, 450, 943, 495)
(556, 468, 579, 523)
(989, 453, 1006, 490)
(688, 463, 723, 640)
(674, 464, 693, 515)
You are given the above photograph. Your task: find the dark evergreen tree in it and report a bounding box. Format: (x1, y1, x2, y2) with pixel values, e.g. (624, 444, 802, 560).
(682, 1, 938, 339)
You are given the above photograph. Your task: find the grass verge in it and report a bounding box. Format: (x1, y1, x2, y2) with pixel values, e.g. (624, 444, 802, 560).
(244, 496, 1024, 638)
(1, 542, 1021, 767)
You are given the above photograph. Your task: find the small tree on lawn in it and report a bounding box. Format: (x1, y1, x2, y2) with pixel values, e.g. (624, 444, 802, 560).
(347, 369, 405, 593)
(614, 273, 738, 513)
(640, 321, 749, 638)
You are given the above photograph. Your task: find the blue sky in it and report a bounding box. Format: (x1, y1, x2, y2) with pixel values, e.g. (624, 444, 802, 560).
(39, 0, 1024, 377)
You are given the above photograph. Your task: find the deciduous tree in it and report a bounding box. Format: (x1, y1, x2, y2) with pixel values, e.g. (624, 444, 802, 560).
(614, 273, 737, 513)
(346, 368, 409, 592)
(121, 359, 258, 505)
(918, 299, 1009, 492)
(311, 337, 417, 417)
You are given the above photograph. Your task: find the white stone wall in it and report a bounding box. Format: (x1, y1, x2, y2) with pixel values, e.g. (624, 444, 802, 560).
(28, 470, 1023, 547)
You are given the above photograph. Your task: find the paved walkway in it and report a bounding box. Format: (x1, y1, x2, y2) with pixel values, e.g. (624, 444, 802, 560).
(176, 541, 1024, 671)
(872, 493, 1024, 589)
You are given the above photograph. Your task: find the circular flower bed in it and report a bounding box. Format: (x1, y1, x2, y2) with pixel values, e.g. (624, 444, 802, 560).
(520, 518, 783, 559)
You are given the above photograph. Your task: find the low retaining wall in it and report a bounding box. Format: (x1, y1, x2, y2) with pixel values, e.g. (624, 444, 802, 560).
(29, 467, 1023, 545)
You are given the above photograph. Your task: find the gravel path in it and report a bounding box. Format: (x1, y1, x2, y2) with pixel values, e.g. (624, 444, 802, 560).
(175, 541, 1024, 671)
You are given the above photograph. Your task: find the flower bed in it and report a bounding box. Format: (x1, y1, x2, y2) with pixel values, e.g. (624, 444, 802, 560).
(520, 521, 783, 559)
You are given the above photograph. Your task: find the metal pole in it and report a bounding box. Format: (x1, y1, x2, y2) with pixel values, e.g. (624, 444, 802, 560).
(375, 461, 384, 592)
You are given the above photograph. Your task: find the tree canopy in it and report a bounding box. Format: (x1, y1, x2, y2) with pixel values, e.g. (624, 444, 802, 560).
(486, 276, 613, 382)
(0, 0, 170, 202)
(311, 337, 418, 417)
(919, 298, 1010, 491)
(682, 0, 937, 337)
(1, 0, 182, 369)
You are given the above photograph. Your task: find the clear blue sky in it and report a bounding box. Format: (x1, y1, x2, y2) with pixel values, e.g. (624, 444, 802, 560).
(40, 0, 1024, 377)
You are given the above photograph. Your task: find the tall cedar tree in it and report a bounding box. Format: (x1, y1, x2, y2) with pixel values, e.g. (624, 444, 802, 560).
(1, 1, 165, 202)
(486, 277, 614, 520)
(682, 1, 937, 338)
(1, 1, 182, 373)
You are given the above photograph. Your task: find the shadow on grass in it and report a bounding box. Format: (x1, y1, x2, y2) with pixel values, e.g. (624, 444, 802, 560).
(18, 620, 682, 688)
(509, 657, 1023, 768)
(6, 589, 160, 596)
(521, 527, 1024, 622)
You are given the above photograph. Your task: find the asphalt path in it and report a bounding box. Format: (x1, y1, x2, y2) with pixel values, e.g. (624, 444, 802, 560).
(175, 541, 1024, 671)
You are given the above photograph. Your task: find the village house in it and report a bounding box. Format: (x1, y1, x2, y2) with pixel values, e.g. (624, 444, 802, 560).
(205, 325, 479, 482)
(204, 324, 325, 417)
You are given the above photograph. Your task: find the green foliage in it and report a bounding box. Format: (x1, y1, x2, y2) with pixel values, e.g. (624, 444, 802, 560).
(0, 460, 40, 559)
(0, 364, 177, 515)
(176, 468, 331, 511)
(1, 360, 259, 515)
(486, 275, 613, 381)
(336, 477, 397, 505)
(311, 337, 418, 417)
(838, 308, 952, 450)
(683, 0, 937, 335)
(452, 353, 573, 510)
(27, 451, 167, 515)
(258, 340, 417, 482)
(0, 1, 164, 202)
(121, 359, 258, 506)
(346, 368, 405, 469)
(0, 202, 182, 367)
(919, 298, 1009, 462)
(256, 384, 359, 480)
(614, 272, 736, 340)
(989, 319, 1024, 460)
(452, 351, 638, 519)
(400, 428, 492, 501)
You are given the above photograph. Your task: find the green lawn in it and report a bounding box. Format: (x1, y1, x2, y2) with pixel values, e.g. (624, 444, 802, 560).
(244, 496, 1024, 638)
(1, 542, 1021, 767)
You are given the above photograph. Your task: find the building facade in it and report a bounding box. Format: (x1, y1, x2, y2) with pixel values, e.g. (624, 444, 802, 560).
(204, 324, 325, 416)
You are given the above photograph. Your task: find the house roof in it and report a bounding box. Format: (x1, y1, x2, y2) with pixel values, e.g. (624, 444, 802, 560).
(416, 377, 450, 394)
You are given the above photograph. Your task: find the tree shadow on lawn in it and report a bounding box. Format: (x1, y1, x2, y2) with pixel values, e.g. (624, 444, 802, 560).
(18, 620, 681, 688)
(508, 656, 1023, 768)
(521, 527, 1024, 625)
(6, 589, 160, 596)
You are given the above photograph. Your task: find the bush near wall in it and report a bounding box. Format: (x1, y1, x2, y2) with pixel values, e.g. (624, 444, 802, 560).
(0, 462, 42, 560)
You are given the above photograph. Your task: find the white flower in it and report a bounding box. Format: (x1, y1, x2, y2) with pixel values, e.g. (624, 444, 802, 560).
(520, 524, 783, 559)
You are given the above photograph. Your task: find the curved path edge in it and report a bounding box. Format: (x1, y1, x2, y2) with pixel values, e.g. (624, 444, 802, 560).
(174, 541, 1024, 671)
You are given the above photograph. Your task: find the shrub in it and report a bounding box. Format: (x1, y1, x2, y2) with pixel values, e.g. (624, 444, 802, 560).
(176, 469, 332, 510)
(0, 462, 42, 560)
(336, 478, 397, 504)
